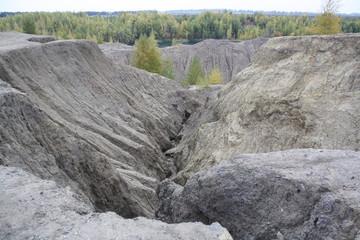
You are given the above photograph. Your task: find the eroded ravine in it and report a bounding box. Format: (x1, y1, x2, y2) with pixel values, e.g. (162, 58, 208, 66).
(1, 31, 360, 240)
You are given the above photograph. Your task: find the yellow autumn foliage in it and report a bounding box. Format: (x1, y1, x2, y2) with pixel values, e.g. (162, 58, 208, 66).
(206, 66, 223, 85)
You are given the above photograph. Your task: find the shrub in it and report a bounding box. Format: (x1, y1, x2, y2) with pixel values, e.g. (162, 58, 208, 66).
(206, 66, 223, 85)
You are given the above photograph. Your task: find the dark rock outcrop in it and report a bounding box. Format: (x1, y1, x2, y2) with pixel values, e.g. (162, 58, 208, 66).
(0, 32, 202, 218)
(0, 166, 233, 240)
(168, 34, 360, 184)
(157, 149, 360, 240)
(99, 38, 268, 83)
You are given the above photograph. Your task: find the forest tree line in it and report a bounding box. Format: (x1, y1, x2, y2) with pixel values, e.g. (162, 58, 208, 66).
(0, 11, 359, 44)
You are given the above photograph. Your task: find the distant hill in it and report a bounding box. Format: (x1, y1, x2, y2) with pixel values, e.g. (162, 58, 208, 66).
(0, 12, 22, 18)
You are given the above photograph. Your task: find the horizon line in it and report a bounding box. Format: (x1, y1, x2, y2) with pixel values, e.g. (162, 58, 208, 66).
(1, 9, 359, 15)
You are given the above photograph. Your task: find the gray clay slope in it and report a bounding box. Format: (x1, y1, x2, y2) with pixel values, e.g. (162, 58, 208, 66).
(169, 33, 360, 184)
(0, 31, 202, 218)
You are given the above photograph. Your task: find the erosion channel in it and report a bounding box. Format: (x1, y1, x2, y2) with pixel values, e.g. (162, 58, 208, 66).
(0, 31, 360, 240)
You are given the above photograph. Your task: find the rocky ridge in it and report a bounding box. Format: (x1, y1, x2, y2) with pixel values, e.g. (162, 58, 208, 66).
(99, 37, 268, 83)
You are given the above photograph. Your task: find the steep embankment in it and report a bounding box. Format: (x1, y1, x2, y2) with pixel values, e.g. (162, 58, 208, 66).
(169, 34, 360, 185)
(0, 32, 202, 218)
(99, 38, 268, 83)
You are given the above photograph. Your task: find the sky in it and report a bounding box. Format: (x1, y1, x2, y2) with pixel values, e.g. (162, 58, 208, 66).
(1, 0, 359, 14)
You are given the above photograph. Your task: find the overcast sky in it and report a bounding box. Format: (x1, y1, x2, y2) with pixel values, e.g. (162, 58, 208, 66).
(1, 0, 359, 14)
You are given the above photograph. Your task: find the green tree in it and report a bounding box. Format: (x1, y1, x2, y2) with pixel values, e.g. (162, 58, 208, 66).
(160, 55, 175, 80)
(206, 66, 223, 84)
(171, 38, 181, 46)
(226, 24, 233, 39)
(196, 77, 210, 90)
(312, 0, 342, 34)
(22, 15, 36, 34)
(187, 56, 204, 85)
(132, 33, 162, 74)
(181, 76, 189, 87)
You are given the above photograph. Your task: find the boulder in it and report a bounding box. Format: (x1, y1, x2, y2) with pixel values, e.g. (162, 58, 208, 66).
(169, 34, 360, 184)
(0, 166, 233, 240)
(157, 149, 360, 240)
